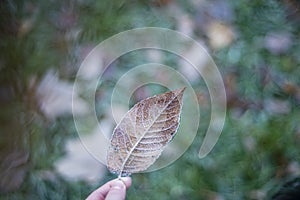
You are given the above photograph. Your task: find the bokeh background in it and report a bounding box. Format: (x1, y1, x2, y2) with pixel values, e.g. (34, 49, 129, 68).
(1, 0, 300, 199)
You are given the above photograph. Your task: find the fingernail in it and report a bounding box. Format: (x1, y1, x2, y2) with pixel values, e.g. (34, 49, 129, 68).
(120, 177, 131, 183)
(111, 180, 125, 190)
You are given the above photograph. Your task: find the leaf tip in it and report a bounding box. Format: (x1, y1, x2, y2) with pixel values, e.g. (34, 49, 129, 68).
(173, 87, 186, 96)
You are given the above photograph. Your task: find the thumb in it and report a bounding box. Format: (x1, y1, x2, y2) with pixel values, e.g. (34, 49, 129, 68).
(105, 179, 126, 200)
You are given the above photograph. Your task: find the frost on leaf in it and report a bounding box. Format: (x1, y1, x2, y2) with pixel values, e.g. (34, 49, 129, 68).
(107, 87, 185, 178)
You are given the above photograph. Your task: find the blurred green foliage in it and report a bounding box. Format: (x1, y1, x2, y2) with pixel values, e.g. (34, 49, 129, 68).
(1, 0, 300, 199)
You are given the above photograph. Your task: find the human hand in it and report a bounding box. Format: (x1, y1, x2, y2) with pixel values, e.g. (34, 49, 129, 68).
(86, 177, 132, 200)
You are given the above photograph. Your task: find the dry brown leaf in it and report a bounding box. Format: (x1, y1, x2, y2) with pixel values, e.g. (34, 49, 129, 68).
(107, 87, 185, 177)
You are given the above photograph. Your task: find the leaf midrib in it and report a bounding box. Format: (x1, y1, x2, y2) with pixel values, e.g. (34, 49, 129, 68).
(118, 92, 181, 178)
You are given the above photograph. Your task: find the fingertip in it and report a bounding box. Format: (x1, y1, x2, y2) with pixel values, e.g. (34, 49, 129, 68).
(120, 177, 132, 189)
(105, 180, 127, 200)
(113, 180, 126, 189)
